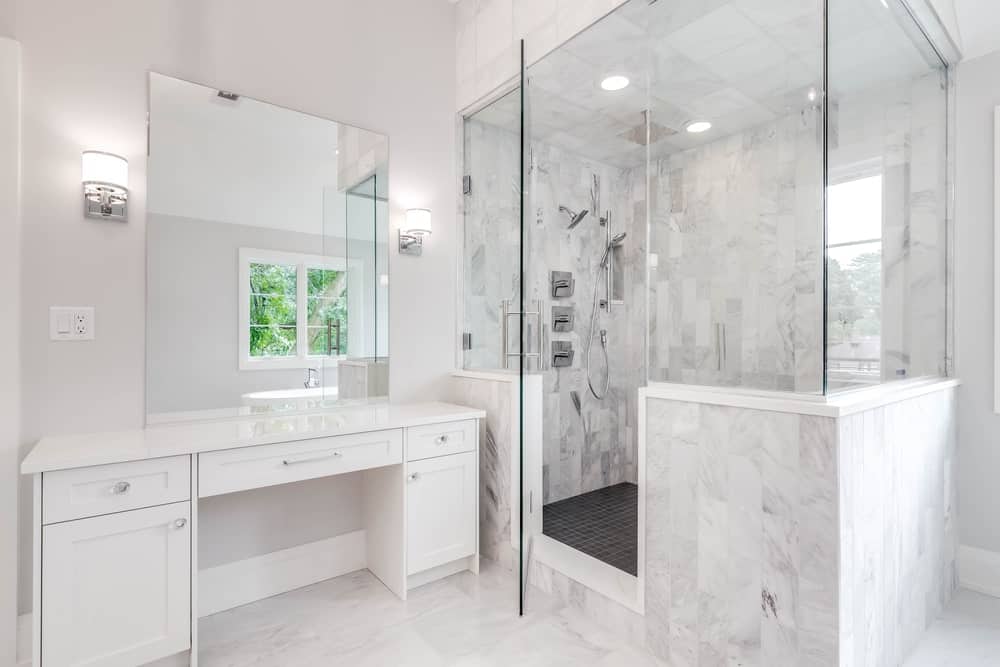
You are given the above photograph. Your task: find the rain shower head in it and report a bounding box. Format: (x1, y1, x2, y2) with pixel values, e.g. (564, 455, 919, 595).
(560, 206, 590, 229)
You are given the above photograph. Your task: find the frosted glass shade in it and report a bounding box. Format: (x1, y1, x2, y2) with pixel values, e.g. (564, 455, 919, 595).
(405, 208, 432, 235)
(81, 151, 128, 189)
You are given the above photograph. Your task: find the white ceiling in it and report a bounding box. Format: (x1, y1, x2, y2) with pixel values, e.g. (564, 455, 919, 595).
(952, 0, 1000, 61)
(472, 0, 945, 168)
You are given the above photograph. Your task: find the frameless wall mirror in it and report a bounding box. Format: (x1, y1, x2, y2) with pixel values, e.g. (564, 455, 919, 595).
(145, 72, 389, 423)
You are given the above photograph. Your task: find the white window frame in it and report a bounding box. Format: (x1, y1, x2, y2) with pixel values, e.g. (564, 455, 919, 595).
(238, 247, 348, 371)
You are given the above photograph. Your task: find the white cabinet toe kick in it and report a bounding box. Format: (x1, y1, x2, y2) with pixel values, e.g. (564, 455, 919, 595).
(21, 402, 484, 667)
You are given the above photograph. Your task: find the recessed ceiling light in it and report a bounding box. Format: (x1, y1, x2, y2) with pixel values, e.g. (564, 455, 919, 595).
(685, 120, 712, 133)
(600, 75, 629, 91)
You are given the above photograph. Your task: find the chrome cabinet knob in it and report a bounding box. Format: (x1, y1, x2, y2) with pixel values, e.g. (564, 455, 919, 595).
(408, 473, 420, 482)
(434, 435, 449, 445)
(174, 518, 187, 529)
(111, 481, 131, 495)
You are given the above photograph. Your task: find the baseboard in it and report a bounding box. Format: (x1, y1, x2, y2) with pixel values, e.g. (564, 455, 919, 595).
(16, 612, 30, 666)
(407, 555, 476, 590)
(959, 544, 1000, 598)
(199, 529, 366, 617)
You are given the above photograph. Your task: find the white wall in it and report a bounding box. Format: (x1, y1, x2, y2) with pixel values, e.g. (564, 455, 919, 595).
(955, 50, 1000, 557)
(0, 34, 21, 667)
(15, 0, 456, 615)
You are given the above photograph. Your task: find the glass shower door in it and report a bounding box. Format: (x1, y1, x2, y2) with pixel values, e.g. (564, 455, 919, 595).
(461, 79, 528, 612)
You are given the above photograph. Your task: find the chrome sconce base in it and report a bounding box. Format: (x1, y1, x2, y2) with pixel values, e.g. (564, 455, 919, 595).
(83, 182, 128, 222)
(398, 230, 424, 256)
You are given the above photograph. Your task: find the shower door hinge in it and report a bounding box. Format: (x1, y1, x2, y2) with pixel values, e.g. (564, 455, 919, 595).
(463, 175, 472, 195)
(462, 332, 472, 350)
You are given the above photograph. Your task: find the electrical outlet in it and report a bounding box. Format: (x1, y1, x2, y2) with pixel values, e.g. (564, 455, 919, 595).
(50, 307, 95, 341)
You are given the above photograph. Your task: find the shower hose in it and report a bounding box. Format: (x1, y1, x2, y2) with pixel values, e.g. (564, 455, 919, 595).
(586, 265, 610, 400)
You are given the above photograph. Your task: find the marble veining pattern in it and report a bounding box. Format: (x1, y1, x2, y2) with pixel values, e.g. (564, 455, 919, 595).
(644, 385, 958, 666)
(645, 397, 838, 666)
(648, 109, 825, 393)
(196, 563, 667, 667)
(464, 117, 645, 504)
(446, 376, 514, 571)
(838, 387, 958, 666)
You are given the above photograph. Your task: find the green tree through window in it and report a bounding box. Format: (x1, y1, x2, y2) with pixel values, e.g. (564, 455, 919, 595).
(247, 260, 347, 359)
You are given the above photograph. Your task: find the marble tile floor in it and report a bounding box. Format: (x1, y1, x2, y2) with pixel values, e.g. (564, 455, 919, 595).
(904, 589, 1000, 666)
(198, 562, 666, 666)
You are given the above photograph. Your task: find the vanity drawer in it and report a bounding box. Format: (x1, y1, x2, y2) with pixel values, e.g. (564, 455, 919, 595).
(407, 420, 477, 462)
(199, 429, 403, 497)
(43, 456, 191, 525)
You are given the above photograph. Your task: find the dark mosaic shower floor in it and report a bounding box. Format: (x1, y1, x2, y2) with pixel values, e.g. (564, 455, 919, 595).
(542, 482, 638, 576)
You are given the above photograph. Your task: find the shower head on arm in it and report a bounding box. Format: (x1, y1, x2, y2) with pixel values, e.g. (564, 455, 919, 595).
(559, 206, 590, 229)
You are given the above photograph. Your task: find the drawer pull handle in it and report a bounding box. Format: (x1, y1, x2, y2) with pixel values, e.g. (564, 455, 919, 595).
(282, 451, 342, 466)
(111, 481, 131, 495)
(434, 435, 449, 445)
(173, 518, 187, 529)
(408, 473, 420, 482)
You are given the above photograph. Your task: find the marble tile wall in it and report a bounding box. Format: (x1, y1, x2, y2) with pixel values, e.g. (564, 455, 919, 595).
(455, 0, 626, 110)
(837, 387, 958, 666)
(643, 384, 958, 666)
(463, 117, 644, 505)
(446, 375, 515, 571)
(648, 109, 825, 393)
(644, 397, 839, 666)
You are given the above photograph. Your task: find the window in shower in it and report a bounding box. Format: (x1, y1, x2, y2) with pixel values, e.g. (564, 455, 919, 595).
(827, 172, 883, 388)
(827, 0, 949, 389)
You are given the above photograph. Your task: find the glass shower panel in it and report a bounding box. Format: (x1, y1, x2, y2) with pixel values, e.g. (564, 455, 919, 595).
(462, 90, 523, 372)
(645, 0, 826, 393)
(524, 2, 649, 582)
(826, 0, 948, 390)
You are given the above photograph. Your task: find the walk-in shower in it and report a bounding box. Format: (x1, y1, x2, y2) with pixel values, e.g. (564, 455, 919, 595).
(461, 0, 951, 616)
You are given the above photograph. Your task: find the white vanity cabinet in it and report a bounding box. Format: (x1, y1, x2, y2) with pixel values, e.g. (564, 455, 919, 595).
(406, 450, 478, 574)
(23, 402, 484, 667)
(42, 502, 192, 667)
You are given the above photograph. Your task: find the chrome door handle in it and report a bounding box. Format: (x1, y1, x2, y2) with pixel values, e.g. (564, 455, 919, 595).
(173, 518, 187, 529)
(111, 481, 131, 495)
(434, 435, 449, 445)
(282, 451, 342, 466)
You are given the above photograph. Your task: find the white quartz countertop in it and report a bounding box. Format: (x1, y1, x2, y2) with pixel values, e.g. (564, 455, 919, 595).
(21, 401, 486, 474)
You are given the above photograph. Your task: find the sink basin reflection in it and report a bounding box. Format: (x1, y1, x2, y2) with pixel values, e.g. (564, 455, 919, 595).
(241, 387, 338, 407)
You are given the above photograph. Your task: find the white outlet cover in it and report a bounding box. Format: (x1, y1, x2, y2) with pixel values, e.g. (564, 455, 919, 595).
(50, 306, 95, 341)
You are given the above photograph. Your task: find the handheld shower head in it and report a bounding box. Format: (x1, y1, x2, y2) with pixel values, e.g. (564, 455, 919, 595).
(559, 206, 590, 229)
(600, 232, 627, 268)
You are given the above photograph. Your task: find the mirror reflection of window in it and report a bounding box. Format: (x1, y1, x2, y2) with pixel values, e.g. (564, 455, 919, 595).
(240, 249, 348, 369)
(827, 172, 883, 386)
(146, 72, 389, 420)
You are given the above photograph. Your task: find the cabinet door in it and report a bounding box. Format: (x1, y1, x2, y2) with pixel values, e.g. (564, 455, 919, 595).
(42, 502, 191, 667)
(406, 451, 477, 575)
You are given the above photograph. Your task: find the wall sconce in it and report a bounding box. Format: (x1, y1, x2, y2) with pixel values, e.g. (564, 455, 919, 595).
(82, 151, 128, 222)
(399, 208, 432, 256)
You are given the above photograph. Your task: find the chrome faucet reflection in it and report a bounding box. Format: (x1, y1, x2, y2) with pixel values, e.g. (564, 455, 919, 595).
(304, 368, 320, 389)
